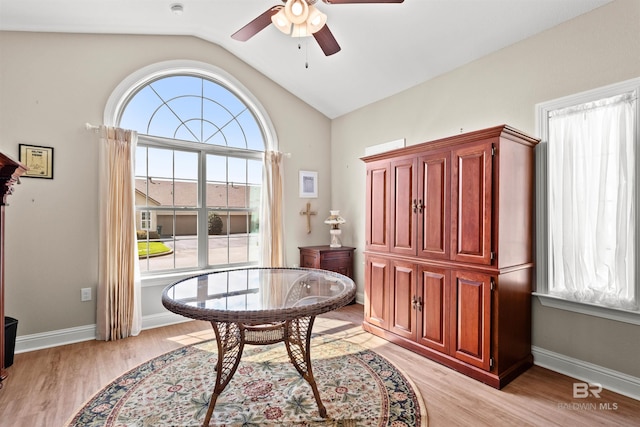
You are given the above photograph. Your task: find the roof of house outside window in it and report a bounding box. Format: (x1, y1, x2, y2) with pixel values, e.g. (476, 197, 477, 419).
(134, 178, 251, 208)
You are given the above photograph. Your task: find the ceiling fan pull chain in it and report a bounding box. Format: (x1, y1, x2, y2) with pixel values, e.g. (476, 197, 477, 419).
(297, 39, 310, 69)
(305, 38, 310, 69)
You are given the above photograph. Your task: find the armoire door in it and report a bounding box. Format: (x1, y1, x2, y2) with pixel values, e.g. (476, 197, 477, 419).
(364, 254, 390, 330)
(390, 157, 417, 255)
(417, 151, 450, 260)
(450, 270, 492, 370)
(416, 265, 450, 353)
(389, 260, 416, 340)
(365, 161, 390, 252)
(451, 141, 493, 265)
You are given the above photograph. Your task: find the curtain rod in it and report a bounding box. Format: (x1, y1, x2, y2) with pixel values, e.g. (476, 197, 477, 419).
(85, 122, 100, 133)
(85, 122, 291, 156)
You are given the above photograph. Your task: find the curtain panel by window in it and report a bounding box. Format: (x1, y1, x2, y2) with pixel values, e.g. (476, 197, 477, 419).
(260, 151, 285, 268)
(548, 93, 637, 310)
(96, 126, 142, 340)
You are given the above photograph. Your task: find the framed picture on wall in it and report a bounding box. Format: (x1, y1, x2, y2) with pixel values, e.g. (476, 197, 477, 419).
(19, 144, 54, 179)
(299, 170, 318, 198)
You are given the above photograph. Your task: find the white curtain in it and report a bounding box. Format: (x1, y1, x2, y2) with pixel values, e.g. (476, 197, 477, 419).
(260, 151, 286, 268)
(96, 125, 142, 340)
(548, 92, 637, 310)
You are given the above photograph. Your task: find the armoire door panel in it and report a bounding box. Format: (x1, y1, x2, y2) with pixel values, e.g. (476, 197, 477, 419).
(451, 270, 491, 370)
(417, 266, 449, 352)
(390, 158, 416, 255)
(418, 152, 450, 260)
(364, 256, 389, 330)
(452, 142, 493, 265)
(366, 163, 390, 252)
(390, 261, 416, 340)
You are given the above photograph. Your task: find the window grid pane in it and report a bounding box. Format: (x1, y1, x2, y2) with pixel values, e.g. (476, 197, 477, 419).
(125, 73, 265, 275)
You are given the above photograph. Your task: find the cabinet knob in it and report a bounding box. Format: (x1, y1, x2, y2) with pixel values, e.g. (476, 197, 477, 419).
(412, 199, 425, 214)
(412, 296, 423, 311)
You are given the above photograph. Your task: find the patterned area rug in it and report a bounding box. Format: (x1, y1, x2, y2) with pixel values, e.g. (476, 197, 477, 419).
(67, 334, 427, 426)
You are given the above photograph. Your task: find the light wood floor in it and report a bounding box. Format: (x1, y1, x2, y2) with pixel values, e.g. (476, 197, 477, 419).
(1, 305, 638, 426)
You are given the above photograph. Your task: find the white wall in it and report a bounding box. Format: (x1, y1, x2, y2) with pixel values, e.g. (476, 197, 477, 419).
(331, 0, 640, 379)
(0, 32, 333, 335)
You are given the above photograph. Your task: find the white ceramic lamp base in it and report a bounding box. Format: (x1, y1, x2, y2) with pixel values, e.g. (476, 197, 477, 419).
(329, 228, 342, 248)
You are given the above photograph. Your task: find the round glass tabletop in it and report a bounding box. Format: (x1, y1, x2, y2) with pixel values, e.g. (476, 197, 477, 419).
(162, 267, 356, 323)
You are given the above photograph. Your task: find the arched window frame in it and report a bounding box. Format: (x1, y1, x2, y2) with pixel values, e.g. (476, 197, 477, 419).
(104, 60, 278, 151)
(104, 60, 279, 286)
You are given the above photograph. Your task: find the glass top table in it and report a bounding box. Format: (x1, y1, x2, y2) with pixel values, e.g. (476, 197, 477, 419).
(162, 267, 356, 426)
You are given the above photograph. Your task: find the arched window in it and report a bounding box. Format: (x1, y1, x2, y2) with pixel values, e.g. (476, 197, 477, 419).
(106, 61, 275, 275)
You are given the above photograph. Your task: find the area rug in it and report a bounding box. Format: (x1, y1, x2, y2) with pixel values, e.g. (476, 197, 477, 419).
(67, 334, 427, 426)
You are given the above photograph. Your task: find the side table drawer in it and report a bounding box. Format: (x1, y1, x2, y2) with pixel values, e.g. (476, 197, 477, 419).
(321, 261, 352, 278)
(320, 250, 353, 262)
(300, 252, 320, 268)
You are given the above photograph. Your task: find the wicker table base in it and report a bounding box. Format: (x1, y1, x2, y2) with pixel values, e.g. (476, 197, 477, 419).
(202, 315, 324, 427)
(161, 268, 356, 427)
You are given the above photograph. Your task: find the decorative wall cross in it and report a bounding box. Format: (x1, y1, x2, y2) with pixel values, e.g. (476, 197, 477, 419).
(300, 202, 317, 234)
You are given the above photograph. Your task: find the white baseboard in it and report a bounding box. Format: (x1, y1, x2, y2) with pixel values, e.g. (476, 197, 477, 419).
(14, 324, 97, 353)
(13, 300, 369, 354)
(532, 345, 640, 401)
(141, 311, 193, 330)
(14, 311, 191, 354)
(23, 307, 639, 400)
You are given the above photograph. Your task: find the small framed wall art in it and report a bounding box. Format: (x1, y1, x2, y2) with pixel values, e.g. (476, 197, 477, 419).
(19, 144, 54, 179)
(299, 170, 318, 198)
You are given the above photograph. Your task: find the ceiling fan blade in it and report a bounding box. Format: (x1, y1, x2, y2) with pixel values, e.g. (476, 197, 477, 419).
(231, 6, 281, 41)
(313, 24, 341, 56)
(323, 0, 404, 4)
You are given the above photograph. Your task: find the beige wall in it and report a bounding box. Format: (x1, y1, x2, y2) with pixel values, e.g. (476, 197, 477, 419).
(331, 0, 640, 377)
(0, 32, 332, 333)
(1, 0, 639, 382)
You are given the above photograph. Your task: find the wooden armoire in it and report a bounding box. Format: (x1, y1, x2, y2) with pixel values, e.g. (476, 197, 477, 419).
(0, 152, 26, 388)
(361, 125, 539, 388)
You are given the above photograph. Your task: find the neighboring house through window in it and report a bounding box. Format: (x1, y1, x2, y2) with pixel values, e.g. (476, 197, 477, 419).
(536, 77, 640, 324)
(105, 61, 276, 277)
(140, 211, 152, 231)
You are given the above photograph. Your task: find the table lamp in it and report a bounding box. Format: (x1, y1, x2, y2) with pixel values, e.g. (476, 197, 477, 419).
(324, 210, 346, 248)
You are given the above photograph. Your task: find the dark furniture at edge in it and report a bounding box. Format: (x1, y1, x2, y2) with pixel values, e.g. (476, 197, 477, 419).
(0, 152, 27, 389)
(361, 125, 539, 389)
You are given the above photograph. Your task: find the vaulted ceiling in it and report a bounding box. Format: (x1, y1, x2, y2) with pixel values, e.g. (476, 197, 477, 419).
(0, 0, 611, 118)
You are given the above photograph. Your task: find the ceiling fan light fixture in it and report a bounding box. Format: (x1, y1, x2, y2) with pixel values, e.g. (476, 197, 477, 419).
(306, 5, 327, 33)
(284, 0, 309, 24)
(291, 23, 311, 38)
(271, 8, 292, 34)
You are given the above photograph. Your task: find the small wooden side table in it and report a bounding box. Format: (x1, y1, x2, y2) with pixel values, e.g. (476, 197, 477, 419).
(299, 245, 356, 304)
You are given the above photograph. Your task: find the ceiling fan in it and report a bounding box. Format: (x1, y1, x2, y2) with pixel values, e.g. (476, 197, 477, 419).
(231, 0, 404, 56)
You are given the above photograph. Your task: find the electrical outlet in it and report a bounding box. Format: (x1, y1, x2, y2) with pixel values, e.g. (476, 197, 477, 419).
(81, 287, 92, 302)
